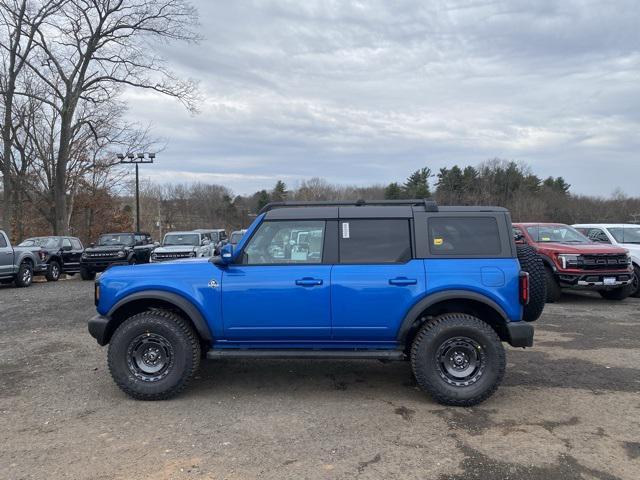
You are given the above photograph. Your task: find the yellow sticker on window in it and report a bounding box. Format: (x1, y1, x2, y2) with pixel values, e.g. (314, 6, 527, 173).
(541, 237, 551, 241)
(434, 238, 444, 246)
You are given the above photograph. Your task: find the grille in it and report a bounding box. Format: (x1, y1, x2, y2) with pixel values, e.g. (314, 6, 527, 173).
(154, 252, 193, 260)
(87, 252, 118, 258)
(577, 254, 629, 271)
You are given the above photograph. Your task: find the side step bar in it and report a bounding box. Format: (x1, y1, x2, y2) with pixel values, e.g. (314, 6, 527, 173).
(206, 349, 406, 361)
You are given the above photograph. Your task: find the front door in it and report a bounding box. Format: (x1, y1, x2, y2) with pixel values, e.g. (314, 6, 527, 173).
(221, 219, 331, 341)
(331, 219, 426, 341)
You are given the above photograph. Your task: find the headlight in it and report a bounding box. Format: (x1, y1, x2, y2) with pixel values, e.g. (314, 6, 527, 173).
(626, 252, 632, 264)
(81, 252, 88, 259)
(557, 254, 579, 269)
(117, 251, 126, 258)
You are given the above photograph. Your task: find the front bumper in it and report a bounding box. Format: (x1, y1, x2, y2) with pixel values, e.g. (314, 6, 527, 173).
(88, 314, 110, 346)
(81, 260, 128, 271)
(556, 271, 633, 290)
(506, 322, 534, 348)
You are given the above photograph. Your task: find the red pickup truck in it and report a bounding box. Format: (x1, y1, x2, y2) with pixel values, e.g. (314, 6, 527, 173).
(512, 223, 634, 301)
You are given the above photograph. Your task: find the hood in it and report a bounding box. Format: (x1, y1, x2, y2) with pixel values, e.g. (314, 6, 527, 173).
(154, 245, 198, 253)
(535, 242, 628, 254)
(100, 257, 212, 278)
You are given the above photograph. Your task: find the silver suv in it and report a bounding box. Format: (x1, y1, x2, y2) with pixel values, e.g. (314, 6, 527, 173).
(151, 231, 216, 262)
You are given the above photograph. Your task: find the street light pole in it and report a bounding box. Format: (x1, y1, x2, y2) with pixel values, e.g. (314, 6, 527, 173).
(117, 153, 156, 232)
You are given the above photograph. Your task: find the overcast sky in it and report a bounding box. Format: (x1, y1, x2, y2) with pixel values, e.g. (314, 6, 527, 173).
(123, 0, 640, 197)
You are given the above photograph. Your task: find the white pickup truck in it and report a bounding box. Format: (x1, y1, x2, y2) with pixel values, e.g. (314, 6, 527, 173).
(0, 230, 45, 288)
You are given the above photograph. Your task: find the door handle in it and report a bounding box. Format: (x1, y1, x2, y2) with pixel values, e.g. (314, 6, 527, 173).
(389, 277, 417, 286)
(295, 278, 323, 287)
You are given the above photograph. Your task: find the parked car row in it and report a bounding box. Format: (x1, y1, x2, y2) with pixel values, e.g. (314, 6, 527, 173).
(0, 227, 248, 288)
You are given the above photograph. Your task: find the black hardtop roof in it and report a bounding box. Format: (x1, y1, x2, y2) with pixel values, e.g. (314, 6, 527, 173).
(261, 200, 508, 220)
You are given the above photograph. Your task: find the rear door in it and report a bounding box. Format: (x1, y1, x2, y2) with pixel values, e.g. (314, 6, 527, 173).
(64, 238, 83, 272)
(330, 216, 426, 341)
(221, 219, 332, 341)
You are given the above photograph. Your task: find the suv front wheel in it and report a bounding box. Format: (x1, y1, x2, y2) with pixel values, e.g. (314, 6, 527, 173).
(411, 313, 505, 407)
(108, 310, 201, 400)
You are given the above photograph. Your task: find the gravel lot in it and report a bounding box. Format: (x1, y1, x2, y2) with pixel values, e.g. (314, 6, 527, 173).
(1, 276, 639, 480)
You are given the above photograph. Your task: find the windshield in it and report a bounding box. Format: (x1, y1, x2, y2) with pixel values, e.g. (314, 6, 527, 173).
(230, 232, 244, 244)
(163, 233, 200, 246)
(608, 227, 640, 244)
(98, 234, 135, 246)
(527, 225, 590, 244)
(18, 237, 60, 249)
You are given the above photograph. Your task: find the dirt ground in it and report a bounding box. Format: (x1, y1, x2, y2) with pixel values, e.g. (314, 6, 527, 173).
(1, 276, 639, 480)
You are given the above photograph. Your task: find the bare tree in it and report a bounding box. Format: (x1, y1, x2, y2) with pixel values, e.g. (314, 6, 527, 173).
(0, 0, 62, 237)
(15, 0, 199, 233)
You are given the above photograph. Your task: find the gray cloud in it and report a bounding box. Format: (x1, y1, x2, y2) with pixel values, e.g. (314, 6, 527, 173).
(123, 0, 640, 196)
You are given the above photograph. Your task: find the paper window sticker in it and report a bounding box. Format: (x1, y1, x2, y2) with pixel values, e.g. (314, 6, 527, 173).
(434, 238, 444, 246)
(342, 222, 350, 239)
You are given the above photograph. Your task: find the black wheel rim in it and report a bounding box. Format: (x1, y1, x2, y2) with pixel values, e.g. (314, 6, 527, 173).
(436, 336, 486, 387)
(126, 333, 174, 382)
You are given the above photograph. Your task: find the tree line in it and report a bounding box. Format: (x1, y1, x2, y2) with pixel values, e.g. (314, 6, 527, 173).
(2, 155, 639, 244)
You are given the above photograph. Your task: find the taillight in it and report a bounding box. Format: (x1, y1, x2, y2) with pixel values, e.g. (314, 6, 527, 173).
(519, 272, 530, 305)
(38, 250, 48, 261)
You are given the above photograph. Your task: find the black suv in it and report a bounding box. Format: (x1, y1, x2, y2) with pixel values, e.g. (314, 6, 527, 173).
(80, 232, 155, 280)
(18, 236, 84, 281)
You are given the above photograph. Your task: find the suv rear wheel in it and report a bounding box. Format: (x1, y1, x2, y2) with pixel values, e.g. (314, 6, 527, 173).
(108, 310, 201, 400)
(410, 313, 505, 407)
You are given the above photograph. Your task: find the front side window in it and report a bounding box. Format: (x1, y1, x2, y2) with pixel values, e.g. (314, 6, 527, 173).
(339, 219, 411, 263)
(429, 217, 501, 255)
(0, 235, 6, 248)
(243, 220, 325, 264)
(62, 238, 72, 249)
(608, 227, 640, 244)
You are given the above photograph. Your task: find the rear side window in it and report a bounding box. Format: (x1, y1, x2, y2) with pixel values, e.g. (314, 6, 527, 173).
(339, 219, 411, 263)
(71, 239, 82, 249)
(428, 217, 501, 256)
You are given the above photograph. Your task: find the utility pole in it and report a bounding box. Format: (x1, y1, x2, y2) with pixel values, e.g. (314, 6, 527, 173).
(118, 153, 155, 232)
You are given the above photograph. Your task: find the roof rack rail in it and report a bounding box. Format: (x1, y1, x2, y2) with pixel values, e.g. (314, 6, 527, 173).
(258, 198, 438, 215)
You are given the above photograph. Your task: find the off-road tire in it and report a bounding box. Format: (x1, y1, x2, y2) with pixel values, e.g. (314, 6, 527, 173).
(516, 245, 546, 321)
(108, 310, 201, 401)
(80, 266, 95, 281)
(410, 313, 505, 407)
(544, 266, 562, 302)
(599, 286, 633, 301)
(15, 262, 33, 288)
(631, 265, 640, 298)
(45, 260, 61, 282)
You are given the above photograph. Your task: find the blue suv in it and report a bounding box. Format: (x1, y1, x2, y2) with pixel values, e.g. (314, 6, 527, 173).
(89, 200, 545, 406)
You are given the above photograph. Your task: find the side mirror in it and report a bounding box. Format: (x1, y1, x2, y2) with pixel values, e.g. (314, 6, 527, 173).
(218, 243, 234, 265)
(62, 245, 73, 251)
(514, 233, 526, 244)
(154, 241, 160, 247)
(90, 242, 95, 248)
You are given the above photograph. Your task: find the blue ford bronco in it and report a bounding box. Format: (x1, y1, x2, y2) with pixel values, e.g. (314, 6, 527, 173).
(89, 200, 546, 406)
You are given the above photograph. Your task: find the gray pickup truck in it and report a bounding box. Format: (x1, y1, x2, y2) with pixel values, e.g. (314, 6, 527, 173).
(0, 230, 45, 288)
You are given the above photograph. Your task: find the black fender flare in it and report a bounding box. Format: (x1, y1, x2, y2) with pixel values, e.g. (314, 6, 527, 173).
(538, 254, 556, 272)
(396, 290, 509, 343)
(107, 290, 213, 343)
